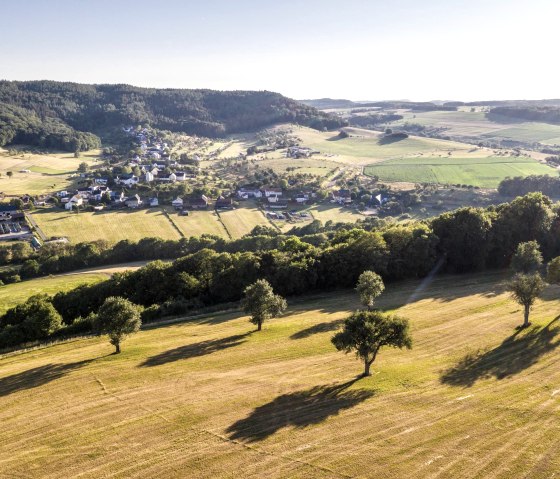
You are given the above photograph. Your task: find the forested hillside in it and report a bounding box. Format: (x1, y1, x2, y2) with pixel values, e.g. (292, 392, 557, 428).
(0, 81, 345, 151)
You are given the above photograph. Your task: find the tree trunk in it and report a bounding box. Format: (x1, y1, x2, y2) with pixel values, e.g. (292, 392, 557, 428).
(523, 304, 530, 328)
(364, 358, 371, 376)
(257, 320, 262, 331)
(115, 342, 121, 354)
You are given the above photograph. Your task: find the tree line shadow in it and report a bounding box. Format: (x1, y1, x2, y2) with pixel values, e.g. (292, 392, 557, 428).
(440, 317, 560, 387)
(0, 358, 94, 397)
(226, 378, 374, 442)
(290, 319, 345, 340)
(139, 332, 251, 367)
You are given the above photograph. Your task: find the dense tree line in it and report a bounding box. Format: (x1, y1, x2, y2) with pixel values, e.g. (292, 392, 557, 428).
(1, 192, 559, 350)
(498, 175, 560, 197)
(488, 106, 560, 125)
(0, 81, 346, 150)
(0, 103, 100, 151)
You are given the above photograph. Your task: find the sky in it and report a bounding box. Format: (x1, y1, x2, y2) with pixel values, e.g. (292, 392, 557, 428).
(1, 0, 559, 102)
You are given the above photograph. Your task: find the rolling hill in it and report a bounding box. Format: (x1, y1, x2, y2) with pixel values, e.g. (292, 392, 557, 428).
(1, 271, 559, 478)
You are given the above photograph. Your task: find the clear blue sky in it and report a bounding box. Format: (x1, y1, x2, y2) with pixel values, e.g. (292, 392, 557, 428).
(1, 0, 558, 101)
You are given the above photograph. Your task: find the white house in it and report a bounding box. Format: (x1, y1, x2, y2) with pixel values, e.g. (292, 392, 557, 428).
(65, 195, 83, 211)
(263, 188, 283, 198)
(174, 171, 187, 181)
(237, 187, 263, 199)
(171, 197, 184, 209)
(117, 174, 139, 187)
(145, 171, 155, 183)
(157, 173, 176, 183)
(126, 194, 142, 208)
(149, 197, 159, 207)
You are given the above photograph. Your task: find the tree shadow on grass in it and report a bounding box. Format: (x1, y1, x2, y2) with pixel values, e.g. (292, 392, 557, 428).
(290, 319, 345, 340)
(139, 332, 250, 367)
(0, 359, 93, 397)
(226, 379, 374, 442)
(440, 317, 560, 387)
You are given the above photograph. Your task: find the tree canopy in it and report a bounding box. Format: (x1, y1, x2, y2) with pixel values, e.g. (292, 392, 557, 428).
(356, 271, 385, 310)
(241, 279, 287, 331)
(332, 310, 412, 376)
(508, 273, 546, 328)
(95, 296, 142, 353)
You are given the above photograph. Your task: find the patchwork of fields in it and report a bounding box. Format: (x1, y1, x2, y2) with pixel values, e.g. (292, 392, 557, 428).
(364, 156, 558, 187)
(1, 272, 559, 477)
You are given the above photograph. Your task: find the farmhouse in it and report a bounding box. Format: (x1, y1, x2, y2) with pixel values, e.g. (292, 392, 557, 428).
(65, 195, 84, 211)
(215, 196, 234, 209)
(126, 195, 142, 209)
(269, 200, 289, 209)
(157, 173, 177, 183)
(287, 146, 315, 158)
(294, 192, 309, 204)
(145, 171, 155, 183)
(186, 195, 209, 210)
(171, 197, 184, 209)
(263, 187, 283, 198)
(332, 189, 352, 204)
(237, 186, 262, 199)
(174, 171, 188, 181)
(117, 174, 139, 187)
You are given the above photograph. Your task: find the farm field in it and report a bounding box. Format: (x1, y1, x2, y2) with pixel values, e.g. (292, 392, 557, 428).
(364, 156, 558, 188)
(1, 272, 560, 477)
(0, 272, 106, 315)
(294, 126, 477, 165)
(218, 205, 271, 238)
(0, 148, 100, 195)
(392, 110, 560, 145)
(171, 210, 228, 239)
(31, 208, 182, 243)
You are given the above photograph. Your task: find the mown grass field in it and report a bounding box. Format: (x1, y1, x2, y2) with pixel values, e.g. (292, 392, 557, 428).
(31, 208, 182, 243)
(171, 210, 228, 239)
(0, 273, 107, 315)
(0, 148, 100, 195)
(2, 272, 559, 478)
(364, 156, 558, 187)
(218, 206, 272, 238)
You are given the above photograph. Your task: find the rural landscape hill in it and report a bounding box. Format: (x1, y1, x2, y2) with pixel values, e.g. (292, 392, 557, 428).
(1, 272, 559, 478)
(0, 80, 345, 151)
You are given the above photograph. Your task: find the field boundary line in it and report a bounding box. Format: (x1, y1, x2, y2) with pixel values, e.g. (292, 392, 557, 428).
(215, 210, 233, 239)
(161, 209, 185, 238)
(25, 212, 46, 241)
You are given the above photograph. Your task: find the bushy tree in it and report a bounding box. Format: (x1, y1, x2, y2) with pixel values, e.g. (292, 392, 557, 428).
(356, 271, 384, 310)
(95, 296, 142, 353)
(546, 256, 560, 284)
(332, 310, 412, 377)
(241, 279, 287, 331)
(511, 241, 542, 273)
(508, 273, 546, 328)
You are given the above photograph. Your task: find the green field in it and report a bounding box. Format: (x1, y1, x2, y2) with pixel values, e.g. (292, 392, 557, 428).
(1, 272, 559, 477)
(218, 206, 271, 238)
(0, 273, 107, 315)
(0, 148, 100, 195)
(392, 110, 560, 145)
(364, 156, 558, 187)
(171, 210, 228, 239)
(32, 208, 182, 243)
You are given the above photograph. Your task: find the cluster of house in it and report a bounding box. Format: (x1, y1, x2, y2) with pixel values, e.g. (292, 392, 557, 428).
(123, 127, 169, 161)
(237, 186, 316, 209)
(116, 164, 192, 187)
(170, 195, 234, 211)
(286, 146, 318, 158)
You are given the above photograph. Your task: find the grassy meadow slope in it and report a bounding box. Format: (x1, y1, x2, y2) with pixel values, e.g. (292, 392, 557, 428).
(1, 272, 559, 478)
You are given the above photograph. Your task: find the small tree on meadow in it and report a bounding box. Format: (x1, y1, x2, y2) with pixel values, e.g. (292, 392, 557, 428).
(6, 171, 13, 179)
(95, 296, 142, 353)
(511, 241, 543, 274)
(356, 271, 385, 310)
(508, 273, 546, 328)
(78, 162, 88, 173)
(332, 310, 412, 377)
(241, 279, 287, 331)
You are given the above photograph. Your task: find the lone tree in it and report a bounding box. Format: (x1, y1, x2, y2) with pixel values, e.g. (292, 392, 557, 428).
(6, 171, 13, 179)
(241, 279, 287, 331)
(332, 310, 412, 377)
(511, 241, 543, 274)
(508, 273, 546, 328)
(77, 161, 88, 173)
(95, 296, 142, 353)
(356, 271, 385, 310)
